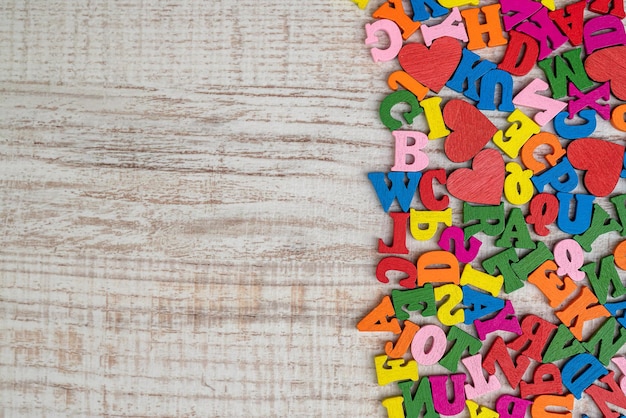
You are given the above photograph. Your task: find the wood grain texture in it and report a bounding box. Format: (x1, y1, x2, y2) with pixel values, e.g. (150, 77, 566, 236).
(1, 0, 626, 416)
(0, 1, 392, 416)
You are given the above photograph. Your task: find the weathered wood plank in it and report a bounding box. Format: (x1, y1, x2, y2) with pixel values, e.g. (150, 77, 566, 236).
(0, 0, 393, 415)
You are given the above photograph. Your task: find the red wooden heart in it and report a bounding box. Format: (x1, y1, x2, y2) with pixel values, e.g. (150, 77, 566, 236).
(443, 99, 499, 163)
(585, 45, 626, 101)
(398, 37, 462, 93)
(447, 149, 505, 205)
(567, 137, 624, 197)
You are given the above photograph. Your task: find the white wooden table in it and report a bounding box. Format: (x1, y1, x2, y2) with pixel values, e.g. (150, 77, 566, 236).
(2, 0, 625, 416)
(0, 1, 394, 416)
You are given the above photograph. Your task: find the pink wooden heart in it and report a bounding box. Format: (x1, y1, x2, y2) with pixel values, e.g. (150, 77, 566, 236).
(443, 99, 499, 163)
(447, 149, 505, 205)
(567, 137, 625, 197)
(398, 37, 462, 93)
(585, 45, 626, 101)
